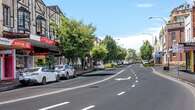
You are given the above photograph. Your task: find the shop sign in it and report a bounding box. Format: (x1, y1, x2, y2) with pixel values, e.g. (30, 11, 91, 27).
(40, 37, 55, 45)
(30, 34, 40, 41)
(12, 40, 32, 49)
(0, 38, 11, 45)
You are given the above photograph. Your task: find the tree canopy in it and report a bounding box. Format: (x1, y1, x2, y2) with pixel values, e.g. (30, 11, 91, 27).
(102, 35, 118, 63)
(91, 44, 108, 62)
(56, 16, 96, 63)
(140, 40, 153, 61)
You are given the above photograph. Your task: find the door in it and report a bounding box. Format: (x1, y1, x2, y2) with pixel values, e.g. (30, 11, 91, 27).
(4, 55, 14, 79)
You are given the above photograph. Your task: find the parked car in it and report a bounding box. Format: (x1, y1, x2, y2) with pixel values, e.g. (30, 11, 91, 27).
(19, 67, 60, 85)
(55, 64, 76, 79)
(142, 60, 149, 65)
(94, 64, 105, 70)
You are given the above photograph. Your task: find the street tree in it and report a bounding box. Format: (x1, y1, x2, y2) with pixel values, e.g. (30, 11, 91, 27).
(102, 35, 118, 63)
(140, 40, 153, 61)
(116, 46, 127, 62)
(91, 44, 108, 64)
(125, 48, 137, 62)
(56, 16, 96, 67)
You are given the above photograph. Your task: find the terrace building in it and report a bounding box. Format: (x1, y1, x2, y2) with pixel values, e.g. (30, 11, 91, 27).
(0, 0, 63, 80)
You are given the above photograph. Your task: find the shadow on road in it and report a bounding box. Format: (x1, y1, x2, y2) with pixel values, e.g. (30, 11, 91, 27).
(81, 72, 114, 77)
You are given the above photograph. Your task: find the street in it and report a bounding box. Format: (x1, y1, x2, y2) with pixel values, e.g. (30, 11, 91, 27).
(0, 64, 193, 110)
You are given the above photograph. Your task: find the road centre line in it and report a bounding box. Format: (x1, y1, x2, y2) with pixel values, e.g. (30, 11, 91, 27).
(0, 67, 128, 105)
(39, 102, 70, 110)
(82, 105, 95, 110)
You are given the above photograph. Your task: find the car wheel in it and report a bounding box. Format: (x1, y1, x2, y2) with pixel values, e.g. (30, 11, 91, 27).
(56, 75, 60, 82)
(42, 77, 47, 85)
(73, 72, 77, 78)
(66, 73, 69, 80)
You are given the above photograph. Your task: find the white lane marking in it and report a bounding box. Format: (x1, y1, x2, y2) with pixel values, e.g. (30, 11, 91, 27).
(117, 92, 126, 96)
(39, 102, 70, 110)
(131, 84, 135, 88)
(135, 77, 138, 80)
(115, 76, 131, 81)
(135, 80, 139, 83)
(0, 69, 127, 105)
(82, 105, 95, 110)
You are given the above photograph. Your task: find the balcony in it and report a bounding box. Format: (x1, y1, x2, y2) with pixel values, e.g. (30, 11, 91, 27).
(166, 22, 184, 31)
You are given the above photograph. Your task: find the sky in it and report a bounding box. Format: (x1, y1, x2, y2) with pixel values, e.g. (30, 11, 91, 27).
(45, 0, 193, 51)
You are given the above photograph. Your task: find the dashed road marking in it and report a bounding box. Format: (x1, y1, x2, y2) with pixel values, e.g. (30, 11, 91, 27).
(39, 102, 70, 110)
(82, 105, 95, 110)
(117, 92, 126, 96)
(135, 80, 139, 83)
(0, 69, 126, 105)
(132, 84, 135, 88)
(115, 76, 131, 81)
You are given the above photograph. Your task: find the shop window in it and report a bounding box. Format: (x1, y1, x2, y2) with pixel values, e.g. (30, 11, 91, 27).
(173, 53, 176, 57)
(3, 5, 10, 27)
(17, 7, 30, 32)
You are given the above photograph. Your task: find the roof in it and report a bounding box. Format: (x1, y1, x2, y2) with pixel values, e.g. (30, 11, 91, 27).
(47, 5, 64, 16)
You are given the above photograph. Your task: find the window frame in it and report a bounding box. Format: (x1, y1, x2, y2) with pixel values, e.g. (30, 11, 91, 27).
(17, 8, 30, 32)
(3, 5, 11, 27)
(36, 17, 46, 36)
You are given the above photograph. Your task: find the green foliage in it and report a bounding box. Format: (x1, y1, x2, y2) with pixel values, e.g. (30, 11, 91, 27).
(125, 48, 137, 61)
(36, 59, 45, 66)
(143, 63, 154, 67)
(102, 35, 118, 63)
(91, 44, 108, 62)
(45, 55, 55, 69)
(56, 16, 96, 63)
(116, 46, 127, 61)
(140, 40, 153, 61)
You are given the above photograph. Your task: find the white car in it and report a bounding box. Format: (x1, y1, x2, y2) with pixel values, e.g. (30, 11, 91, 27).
(94, 64, 105, 70)
(55, 65, 76, 79)
(19, 67, 60, 85)
(142, 60, 149, 64)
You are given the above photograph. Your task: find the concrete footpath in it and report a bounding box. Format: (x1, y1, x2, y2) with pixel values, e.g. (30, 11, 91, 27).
(154, 66, 195, 84)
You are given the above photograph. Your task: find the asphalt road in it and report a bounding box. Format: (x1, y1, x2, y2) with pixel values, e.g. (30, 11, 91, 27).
(0, 64, 194, 110)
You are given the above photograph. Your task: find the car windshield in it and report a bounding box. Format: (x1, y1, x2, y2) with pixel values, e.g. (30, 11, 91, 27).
(55, 66, 64, 70)
(23, 68, 40, 73)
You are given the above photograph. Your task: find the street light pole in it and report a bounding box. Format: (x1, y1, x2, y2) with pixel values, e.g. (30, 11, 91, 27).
(148, 16, 170, 70)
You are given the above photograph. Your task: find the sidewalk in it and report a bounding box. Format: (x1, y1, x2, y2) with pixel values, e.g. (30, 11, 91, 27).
(154, 66, 195, 84)
(0, 80, 21, 92)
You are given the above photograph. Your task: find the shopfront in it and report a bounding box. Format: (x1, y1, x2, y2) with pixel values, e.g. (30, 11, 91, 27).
(182, 43, 195, 73)
(11, 40, 33, 70)
(0, 50, 16, 80)
(0, 38, 16, 80)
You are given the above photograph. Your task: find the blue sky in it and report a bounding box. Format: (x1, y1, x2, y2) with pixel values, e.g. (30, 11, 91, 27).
(45, 0, 191, 50)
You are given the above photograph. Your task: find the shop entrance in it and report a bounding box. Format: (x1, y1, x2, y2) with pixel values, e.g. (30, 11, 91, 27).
(4, 54, 13, 79)
(0, 50, 15, 80)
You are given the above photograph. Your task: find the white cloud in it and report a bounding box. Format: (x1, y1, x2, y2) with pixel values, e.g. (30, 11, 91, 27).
(113, 27, 161, 52)
(137, 3, 154, 8)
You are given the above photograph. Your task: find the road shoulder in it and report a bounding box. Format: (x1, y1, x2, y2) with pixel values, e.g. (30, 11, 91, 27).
(152, 67, 195, 110)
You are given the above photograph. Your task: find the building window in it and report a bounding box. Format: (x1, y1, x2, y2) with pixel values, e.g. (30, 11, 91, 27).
(173, 53, 176, 57)
(36, 16, 46, 36)
(3, 5, 10, 27)
(17, 8, 30, 32)
(171, 32, 176, 41)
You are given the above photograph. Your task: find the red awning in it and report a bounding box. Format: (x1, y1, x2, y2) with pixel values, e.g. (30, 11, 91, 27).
(11, 40, 32, 49)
